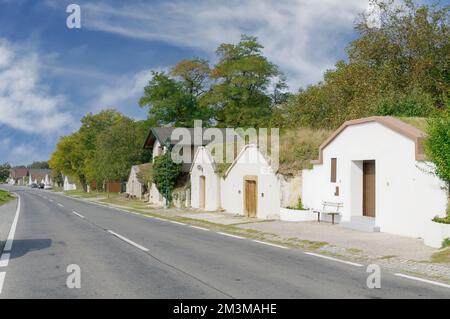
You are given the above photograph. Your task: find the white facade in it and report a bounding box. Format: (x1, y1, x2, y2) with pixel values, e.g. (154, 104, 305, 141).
(126, 166, 143, 199)
(302, 117, 448, 239)
(63, 176, 77, 191)
(221, 144, 281, 220)
(190, 147, 222, 211)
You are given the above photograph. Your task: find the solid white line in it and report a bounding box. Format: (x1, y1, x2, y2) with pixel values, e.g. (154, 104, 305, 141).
(190, 226, 210, 232)
(217, 232, 244, 239)
(0, 253, 10, 267)
(0, 272, 5, 294)
(3, 195, 21, 252)
(107, 230, 149, 252)
(305, 252, 363, 267)
(394, 273, 450, 289)
(169, 220, 186, 226)
(72, 211, 85, 219)
(253, 240, 289, 250)
(57, 203, 64, 207)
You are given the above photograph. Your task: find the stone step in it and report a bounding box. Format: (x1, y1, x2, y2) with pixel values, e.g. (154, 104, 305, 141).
(340, 218, 380, 232)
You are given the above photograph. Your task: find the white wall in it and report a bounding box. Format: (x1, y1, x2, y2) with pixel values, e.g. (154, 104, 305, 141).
(126, 167, 143, 199)
(221, 145, 280, 220)
(302, 121, 448, 238)
(190, 147, 221, 211)
(63, 176, 76, 191)
(149, 182, 165, 206)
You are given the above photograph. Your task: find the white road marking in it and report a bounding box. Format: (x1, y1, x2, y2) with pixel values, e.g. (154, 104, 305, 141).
(253, 240, 289, 250)
(0, 253, 10, 267)
(0, 272, 5, 294)
(3, 194, 21, 252)
(72, 211, 85, 219)
(57, 203, 64, 207)
(169, 220, 186, 226)
(394, 273, 450, 289)
(305, 252, 363, 267)
(190, 226, 210, 232)
(49, 199, 53, 203)
(217, 232, 244, 239)
(107, 230, 149, 252)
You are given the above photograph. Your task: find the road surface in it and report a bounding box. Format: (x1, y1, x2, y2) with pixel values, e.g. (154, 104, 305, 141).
(0, 186, 449, 298)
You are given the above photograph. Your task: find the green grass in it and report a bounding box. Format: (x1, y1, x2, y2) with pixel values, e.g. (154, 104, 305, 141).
(0, 189, 14, 206)
(431, 248, 450, 264)
(100, 196, 151, 210)
(64, 189, 107, 198)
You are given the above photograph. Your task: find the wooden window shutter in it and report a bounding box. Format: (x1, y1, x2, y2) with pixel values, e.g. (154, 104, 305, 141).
(331, 158, 337, 183)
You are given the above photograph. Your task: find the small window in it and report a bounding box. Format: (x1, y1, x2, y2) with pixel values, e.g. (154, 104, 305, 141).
(331, 158, 337, 183)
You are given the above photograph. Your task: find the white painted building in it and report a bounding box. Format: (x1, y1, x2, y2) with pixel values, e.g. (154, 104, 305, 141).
(221, 144, 281, 220)
(63, 176, 77, 191)
(126, 164, 152, 200)
(190, 147, 222, 211)
(302, 116, 448, 238)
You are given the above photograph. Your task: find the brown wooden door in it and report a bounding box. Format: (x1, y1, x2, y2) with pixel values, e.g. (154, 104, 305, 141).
(199, 176, 205, 209)
(363, 161, 376, 217)
(244, 179, 257, 218)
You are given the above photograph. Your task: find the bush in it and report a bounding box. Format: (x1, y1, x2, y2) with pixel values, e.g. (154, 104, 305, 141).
(433, 215, 450, 225)
(297, 196, 304, 210)
(442, 238, 450, 249)
(153, 151, 182, 204)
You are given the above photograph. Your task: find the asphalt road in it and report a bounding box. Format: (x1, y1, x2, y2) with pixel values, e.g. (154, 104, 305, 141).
(0, 185, 449, 298)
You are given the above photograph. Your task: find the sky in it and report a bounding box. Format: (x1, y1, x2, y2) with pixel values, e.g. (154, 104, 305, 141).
(0, 0, 382, 166)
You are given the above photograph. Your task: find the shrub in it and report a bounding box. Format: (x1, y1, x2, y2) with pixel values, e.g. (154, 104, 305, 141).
(297, 196, 304, 210)
(433, 215, 450, 225)
(153, 151, 182, 204)
(442, 238, 450, 249)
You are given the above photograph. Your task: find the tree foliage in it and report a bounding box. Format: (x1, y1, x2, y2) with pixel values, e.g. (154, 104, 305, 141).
(49, 110, 151, 191)
(425, 107, 450, 192)
(279, 0, 449, 129)
(0, 163, 11, 183)
(152, 151, 182, 204)
(140, 36, 288, 128)
(27, 161, 50, 169)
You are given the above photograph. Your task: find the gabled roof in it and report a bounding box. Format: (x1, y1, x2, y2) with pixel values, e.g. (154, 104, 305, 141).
(189, 146, 218, 173)
(143, 127, 236, 149)
(222, 144, 275, 177)
(10, 167, 28, 179)
(311, 116, 427, 164)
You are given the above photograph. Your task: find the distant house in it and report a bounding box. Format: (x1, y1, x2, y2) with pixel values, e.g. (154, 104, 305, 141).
(126, 163, 152, 200)
(63, 176, 77, 191)
(28, 169, 52, 186)
(9, 167, 28, 185)
(302, 116, 448, 238)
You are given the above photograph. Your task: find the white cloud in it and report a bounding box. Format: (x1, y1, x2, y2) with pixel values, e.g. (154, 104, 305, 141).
(79, 0, 369, 88)
(0, 39, 74, 134)
(91, 68, 158, 118)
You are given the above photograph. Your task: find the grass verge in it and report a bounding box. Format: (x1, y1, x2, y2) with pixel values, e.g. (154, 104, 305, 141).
(0, 189, 14, 206)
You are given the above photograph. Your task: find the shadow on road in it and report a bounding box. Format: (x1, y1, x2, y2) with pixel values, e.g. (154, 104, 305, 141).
(1, 239, 52, 259)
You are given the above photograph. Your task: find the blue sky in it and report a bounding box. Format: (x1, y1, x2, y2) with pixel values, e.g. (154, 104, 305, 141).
(0, 0, 379, 166)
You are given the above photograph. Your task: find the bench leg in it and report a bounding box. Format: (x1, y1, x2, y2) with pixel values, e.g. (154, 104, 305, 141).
(318, 213, 320, 223)
(332, 214, 335, 225)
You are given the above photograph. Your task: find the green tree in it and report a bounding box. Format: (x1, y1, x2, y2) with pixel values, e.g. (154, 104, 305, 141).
(280, 0, 449, 129)
(27, 161, 50, 169)
(139, 59, 213, 127)
(49, 132, 87, 190)
(152, 150, 181, 204)
(0, 163, 11, 183)
(425, 107, 450, 201)
(205, 35, 286, 128)
(91, 117, 151, 185)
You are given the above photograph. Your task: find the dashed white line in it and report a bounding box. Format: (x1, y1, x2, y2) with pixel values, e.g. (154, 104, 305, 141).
(49, 199, 53, 203)
(107, 230, 149, 252)
(394, 273, 450, 289)
(190, 226, 210, 232)
(57, 203, 64, 208)
(72, 211, 85, 219)
(169, 220, 186, 226)
(0, 272, 5, 294)
(217, 232, 244, 239)
(253, 240, 289, 250)
(304, 252, 363, 267)
(0, 253, 10, 267)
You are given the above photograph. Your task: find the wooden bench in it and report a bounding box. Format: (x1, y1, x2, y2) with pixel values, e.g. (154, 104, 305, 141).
(313, 201, 343, 225)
